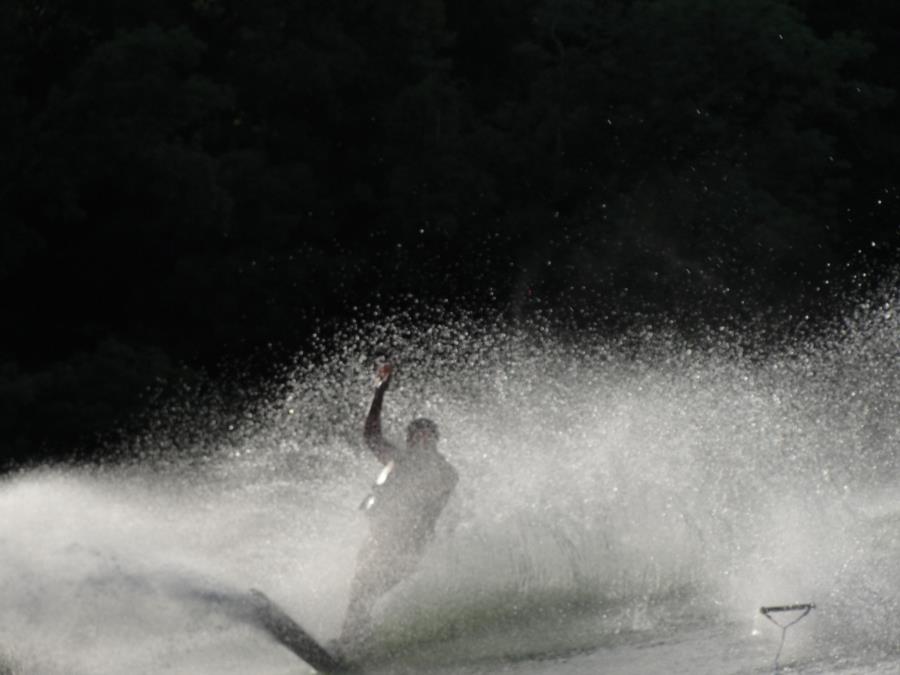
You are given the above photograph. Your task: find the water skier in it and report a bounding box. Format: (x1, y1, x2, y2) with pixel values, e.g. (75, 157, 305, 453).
(339, 361, 458, 646)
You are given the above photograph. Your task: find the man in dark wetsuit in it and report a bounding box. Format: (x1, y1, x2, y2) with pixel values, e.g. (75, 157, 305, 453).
(340, 361, 458, 645)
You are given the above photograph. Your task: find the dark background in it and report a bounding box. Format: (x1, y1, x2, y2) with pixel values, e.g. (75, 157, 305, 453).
(1, 0, 898, 467)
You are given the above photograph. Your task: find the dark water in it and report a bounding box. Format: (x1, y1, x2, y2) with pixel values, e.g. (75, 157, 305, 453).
(1, 288, 897, 674)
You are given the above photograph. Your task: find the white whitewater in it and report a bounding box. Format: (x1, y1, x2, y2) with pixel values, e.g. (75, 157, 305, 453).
(1, 292, 898, 674)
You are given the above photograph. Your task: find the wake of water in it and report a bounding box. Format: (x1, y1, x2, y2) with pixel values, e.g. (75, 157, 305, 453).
(1, 288, 897, 673)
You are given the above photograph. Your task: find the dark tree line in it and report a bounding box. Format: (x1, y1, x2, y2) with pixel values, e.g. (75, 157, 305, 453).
(1, 0, 898, 465)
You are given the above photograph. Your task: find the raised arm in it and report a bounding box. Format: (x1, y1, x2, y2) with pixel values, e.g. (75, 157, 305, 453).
(364, 362, 397, 464)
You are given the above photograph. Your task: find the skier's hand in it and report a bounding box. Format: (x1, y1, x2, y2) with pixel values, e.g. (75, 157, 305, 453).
(373, 361, 393, 389)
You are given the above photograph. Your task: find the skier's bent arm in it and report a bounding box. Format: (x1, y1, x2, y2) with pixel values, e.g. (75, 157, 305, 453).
(364, 363, 397, 464)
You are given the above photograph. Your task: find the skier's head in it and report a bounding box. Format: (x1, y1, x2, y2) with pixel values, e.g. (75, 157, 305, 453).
(406, 417, 439, 452)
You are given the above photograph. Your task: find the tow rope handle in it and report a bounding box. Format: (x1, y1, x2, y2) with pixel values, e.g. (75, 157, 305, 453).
(760, 603, 815, 628)
(759, 603, 815, 671)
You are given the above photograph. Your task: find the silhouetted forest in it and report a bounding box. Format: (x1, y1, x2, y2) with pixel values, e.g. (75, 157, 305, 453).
(2, 0, 898, 466)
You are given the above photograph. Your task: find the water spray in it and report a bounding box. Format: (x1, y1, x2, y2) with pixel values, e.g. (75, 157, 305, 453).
(759, 603, 815, 671)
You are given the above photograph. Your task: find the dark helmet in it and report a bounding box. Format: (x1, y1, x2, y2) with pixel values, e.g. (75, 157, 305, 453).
(406, 417, 439, 448)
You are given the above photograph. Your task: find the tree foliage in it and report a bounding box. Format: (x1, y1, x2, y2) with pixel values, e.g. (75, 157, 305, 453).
(1, 0, 897, 464)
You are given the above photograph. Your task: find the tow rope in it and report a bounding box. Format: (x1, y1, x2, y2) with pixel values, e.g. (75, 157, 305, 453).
(759, 603, 815, 671)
